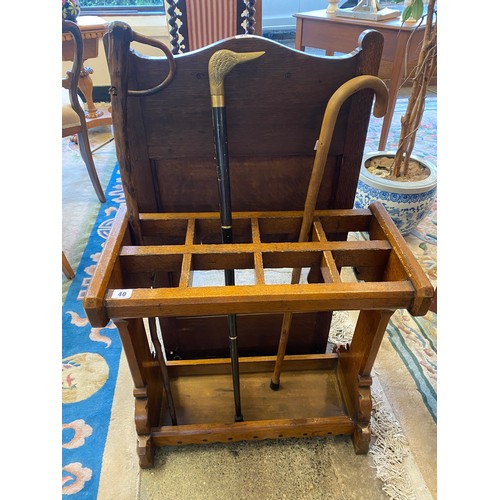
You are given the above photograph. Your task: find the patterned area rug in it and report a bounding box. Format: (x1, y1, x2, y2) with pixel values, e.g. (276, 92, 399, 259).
(62, 172, 124, 496)
(370, 96, 437, 423)
(346, 96, 437, 422)
(61, 96, 437, 498)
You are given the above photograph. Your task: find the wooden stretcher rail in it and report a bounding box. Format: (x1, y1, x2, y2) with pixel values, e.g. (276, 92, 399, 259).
(104, 281, 415, 319)
(165, 353, 338, 377)
(119, 239, 392, 256)
(138, 210, 374, 242)
(151, 416, 356, 447)
(118, 240, 392, 271)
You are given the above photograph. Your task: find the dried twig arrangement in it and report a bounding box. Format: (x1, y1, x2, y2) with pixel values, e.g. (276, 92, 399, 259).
(393, 0, 437, 177)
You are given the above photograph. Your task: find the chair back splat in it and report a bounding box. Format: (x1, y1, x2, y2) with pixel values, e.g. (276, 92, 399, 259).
(103, 22, 384, 358)
(62, 20, 106, 202)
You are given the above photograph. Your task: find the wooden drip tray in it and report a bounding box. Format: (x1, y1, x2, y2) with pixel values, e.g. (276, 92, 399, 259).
(155, 354, 346, 428)
(83, 201, 433, 467)
(152, 354, 351, 447)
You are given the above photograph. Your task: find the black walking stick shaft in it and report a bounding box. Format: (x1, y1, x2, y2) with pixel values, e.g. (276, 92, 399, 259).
(212, 106, 233, 239)
(208, 49, 264, 422)
(211, 104, 243, 421)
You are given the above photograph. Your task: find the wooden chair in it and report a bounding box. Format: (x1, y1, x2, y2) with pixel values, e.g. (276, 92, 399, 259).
(62, 251, 75, 279)
(164, 0, 262, 54)
(62, 20, 106, 203)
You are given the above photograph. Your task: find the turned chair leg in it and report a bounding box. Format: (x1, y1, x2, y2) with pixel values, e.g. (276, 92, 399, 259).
(62, 251, 75, 279)
(76, 131, 106, 203)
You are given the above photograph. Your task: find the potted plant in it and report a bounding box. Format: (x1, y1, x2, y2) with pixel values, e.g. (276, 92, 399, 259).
(62, 0, 81, 21)
(355, 0, 437, 235)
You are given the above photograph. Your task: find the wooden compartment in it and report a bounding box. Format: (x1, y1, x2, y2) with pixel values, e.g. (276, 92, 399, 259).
(150, 355, 354, 448)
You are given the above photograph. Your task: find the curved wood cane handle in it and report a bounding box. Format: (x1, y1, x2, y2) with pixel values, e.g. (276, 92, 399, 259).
(297, 75, 388, 245)
(128, 31, 177, 96)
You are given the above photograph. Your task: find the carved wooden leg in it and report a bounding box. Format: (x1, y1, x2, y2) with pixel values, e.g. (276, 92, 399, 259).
(76, 131, 106, 203)
(353, 423, 371, 454)
(79, 65, 102, 119)
(352, 375, 373, 454)
(71, 63, 112, 143)
(114, 318, 163, 468)
(336, 310, 393, 453)
(62, 250, 75, 279)
(137, 433, 155, 469)
(245, 0, 257, 34)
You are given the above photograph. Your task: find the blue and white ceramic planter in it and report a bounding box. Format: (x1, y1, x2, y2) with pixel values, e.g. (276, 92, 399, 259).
(355, 151, 437, 236)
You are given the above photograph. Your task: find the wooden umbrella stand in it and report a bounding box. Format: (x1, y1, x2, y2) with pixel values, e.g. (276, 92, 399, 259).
(86, 23, 433, 469)
(84, 202, 433, 468)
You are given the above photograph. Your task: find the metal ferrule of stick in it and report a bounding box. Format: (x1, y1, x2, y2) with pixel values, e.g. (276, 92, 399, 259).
(208, 49, 264, 422)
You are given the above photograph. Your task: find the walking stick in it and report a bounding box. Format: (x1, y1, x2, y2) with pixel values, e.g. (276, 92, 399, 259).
(148, 317, 177, 425)
(208, 49, 264, 421)
(270, 75, 389, 390)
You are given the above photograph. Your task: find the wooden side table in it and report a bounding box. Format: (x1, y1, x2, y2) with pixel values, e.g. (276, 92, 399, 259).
(294, 10, 426, 151)
(62, 15, 112, 130)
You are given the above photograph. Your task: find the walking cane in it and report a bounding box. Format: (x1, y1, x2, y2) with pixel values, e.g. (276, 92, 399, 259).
(148, 317, 177, 425)
(208, 49, 265, 421)
(270, 75, 389, 390)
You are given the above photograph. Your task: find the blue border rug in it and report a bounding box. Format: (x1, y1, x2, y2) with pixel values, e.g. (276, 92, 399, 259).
(62, 167, 124, 497)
